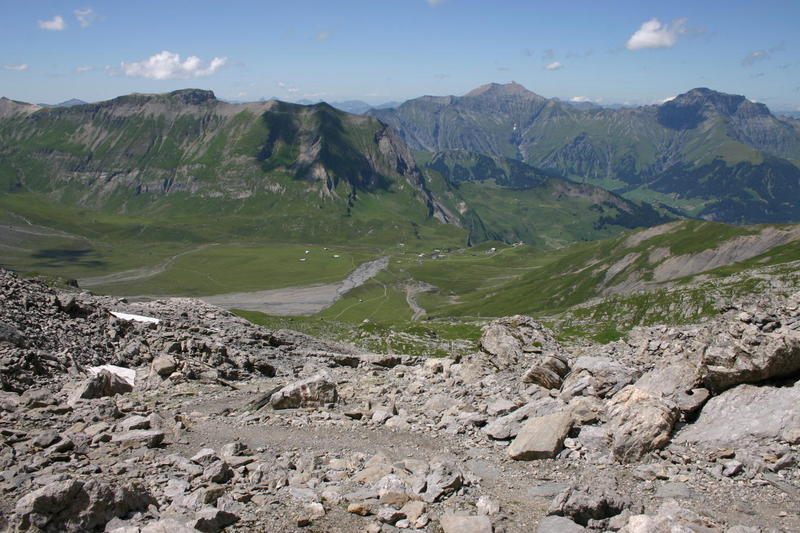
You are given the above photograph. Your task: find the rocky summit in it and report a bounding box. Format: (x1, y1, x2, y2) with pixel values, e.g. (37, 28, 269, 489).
(1, 268, 799, 532)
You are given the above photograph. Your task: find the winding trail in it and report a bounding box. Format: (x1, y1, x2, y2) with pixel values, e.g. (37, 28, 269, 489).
(405, 281, 435, 321)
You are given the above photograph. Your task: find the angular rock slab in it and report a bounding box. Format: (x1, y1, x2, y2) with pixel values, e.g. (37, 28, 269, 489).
(674, 380, 800, 448)
(270, 373, 338, 409)
(508, 411, 572, 460)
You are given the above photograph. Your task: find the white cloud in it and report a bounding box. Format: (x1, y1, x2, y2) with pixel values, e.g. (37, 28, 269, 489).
(75, 65, 92, 73)
(314, 30, 331, 41)
(656, 95, 676, 104)
(38, 15, 66, 31)
(626, 18, 687, 50)
(570, 96, 591, 102)
(3, 64, 28, 71)
(74, 8, 97, 28)
(741, 50, 769, 67)
(121, 51, 227, 80)
(277, 82, 300, 94)
(544, 61, 562, 71)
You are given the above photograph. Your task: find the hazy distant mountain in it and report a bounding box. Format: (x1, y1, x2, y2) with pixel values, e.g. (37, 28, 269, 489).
(37, 98, 88, 108)
(297, 99, 400, 114)
(563, 100, 601, 110)
(369, 83, 800, 224)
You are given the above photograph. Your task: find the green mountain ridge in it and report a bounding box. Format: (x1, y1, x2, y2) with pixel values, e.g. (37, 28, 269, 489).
(0, 89, 460, 248)
(420, 149, 673, 247)
(1, 88, 676, 284)
(369, 83, 800, 224)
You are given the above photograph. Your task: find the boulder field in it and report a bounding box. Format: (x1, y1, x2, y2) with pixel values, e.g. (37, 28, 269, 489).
(0, 268, 798, 532)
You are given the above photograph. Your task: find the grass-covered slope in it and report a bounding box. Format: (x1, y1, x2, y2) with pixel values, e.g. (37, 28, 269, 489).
(421, 149, 673, 247)
(426, 220, 800, 318)
(0, 89, 460, 249)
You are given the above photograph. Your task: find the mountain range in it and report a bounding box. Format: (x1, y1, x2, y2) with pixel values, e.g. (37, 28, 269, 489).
(0, 88, 670, 253)
(369, 82, 800, 224)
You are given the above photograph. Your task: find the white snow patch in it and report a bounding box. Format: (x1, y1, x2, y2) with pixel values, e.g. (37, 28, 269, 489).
(110, 311, 161, 324)
(87, 365, 136, 386)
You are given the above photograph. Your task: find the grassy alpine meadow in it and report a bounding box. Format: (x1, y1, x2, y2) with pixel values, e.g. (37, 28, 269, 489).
(89, 243, 380, 296)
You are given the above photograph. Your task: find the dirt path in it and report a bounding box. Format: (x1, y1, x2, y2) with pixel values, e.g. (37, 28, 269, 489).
(201, 256, 390, 315)
(405, 281, 436, 321)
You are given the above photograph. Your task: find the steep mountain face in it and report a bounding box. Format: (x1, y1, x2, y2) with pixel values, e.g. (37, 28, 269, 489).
(422, 150, 673, 247)
(0, 89, 457, 244)
(370, 84, 800, 224)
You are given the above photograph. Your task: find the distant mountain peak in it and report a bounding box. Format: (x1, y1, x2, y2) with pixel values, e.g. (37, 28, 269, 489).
(658, 87, 772, 130)
(57, 98, 87, 107)
(668, 87, 769, 116)
(167, 89, 217, 104)
(465, 81, 543, 99)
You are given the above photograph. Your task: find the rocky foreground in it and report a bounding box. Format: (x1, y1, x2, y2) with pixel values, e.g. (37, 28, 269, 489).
(0, 268, 799, 532)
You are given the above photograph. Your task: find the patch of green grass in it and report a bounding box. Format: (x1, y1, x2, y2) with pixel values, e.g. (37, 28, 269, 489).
(93, 244, 378, 296)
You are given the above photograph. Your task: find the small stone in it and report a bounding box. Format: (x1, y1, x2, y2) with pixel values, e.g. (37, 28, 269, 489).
(347, 502, 372, 516)
(111, 430, 165, 448)
(477, 495, 500, 516)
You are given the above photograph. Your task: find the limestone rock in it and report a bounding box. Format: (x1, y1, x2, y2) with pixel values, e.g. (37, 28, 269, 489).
(111, 429, 165, 448)
(507, 411, 572, 460)
(440, 514, 493, 533)
(606, 386, 679, 462)
(547, 476, 631, 525)
(269, 373, 337, 409)
(560, 357, 636, 400)
(478, 315, 560, 370)
(537, 515, 587, 533)
(152, 355, 177, 377)
(483, 393, 563, 440)
(68, 370, 132, 405)
(13, 478, 154, 533)
(674, 380, 800, 448)
(702, 328, 800, 391)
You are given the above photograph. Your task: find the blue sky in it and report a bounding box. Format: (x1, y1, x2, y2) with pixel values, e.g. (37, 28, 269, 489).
(1, 0, 798, 110)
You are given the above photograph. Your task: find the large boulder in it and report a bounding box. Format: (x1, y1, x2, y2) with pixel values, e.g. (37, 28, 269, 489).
(483, 392, 563, 440)
(13, 478, 154, 532)
(478, 315, 560, 370)
(674, 380, 800, 448)
(634, 359, 709, 414)
(701, 328, 800, 392)
(560, 357, 637, 400)
(507, 411, 573, 460)
(547, 476, 632, 526)
(68, 370, 133, 405)
(522, 354, 571, 390)
(606, 386, 679, 462)
(269, 373, 338, 409)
